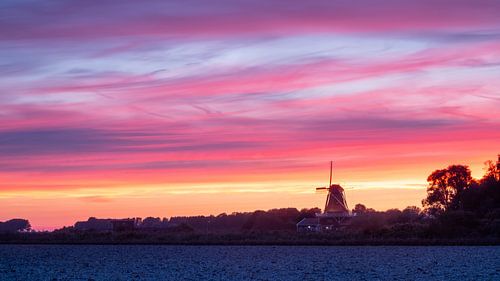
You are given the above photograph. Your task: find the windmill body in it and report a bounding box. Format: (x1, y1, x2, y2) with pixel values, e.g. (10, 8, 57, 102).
(323, 184, 349, 214)
(315, 161, 351, 216)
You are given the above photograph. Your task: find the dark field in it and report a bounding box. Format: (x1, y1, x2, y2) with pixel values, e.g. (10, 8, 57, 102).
(0, 245, 498, 280)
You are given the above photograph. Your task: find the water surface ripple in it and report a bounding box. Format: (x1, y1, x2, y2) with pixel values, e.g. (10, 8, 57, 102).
(0, 245, 498, 280)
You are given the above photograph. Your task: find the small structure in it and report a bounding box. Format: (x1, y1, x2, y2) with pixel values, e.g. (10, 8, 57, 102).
(297, 161, 354, 232)
(75, 217, 141, 231)
(296, 218, 320, 232)
(74, 217, 113, 231)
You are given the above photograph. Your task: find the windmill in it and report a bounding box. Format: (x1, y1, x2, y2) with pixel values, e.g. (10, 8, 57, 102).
(315, 161, 350, 214)
(296, 161, 353, 232)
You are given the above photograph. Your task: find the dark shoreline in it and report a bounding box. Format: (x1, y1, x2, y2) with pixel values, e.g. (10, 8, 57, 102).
(1, 233, 498, 246)
(1, 242, 499, 246)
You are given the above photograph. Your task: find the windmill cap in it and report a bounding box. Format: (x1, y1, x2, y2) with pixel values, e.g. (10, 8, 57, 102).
(330, 184, 344, 190)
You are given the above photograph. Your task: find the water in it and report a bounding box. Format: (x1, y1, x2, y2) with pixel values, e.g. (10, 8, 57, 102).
(0, 245, 498, 280)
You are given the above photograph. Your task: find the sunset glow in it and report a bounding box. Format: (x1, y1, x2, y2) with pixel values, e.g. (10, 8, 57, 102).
(1, 0, 499, 229)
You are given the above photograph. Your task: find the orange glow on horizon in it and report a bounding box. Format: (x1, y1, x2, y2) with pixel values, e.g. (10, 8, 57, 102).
(1, 153, 496, 230)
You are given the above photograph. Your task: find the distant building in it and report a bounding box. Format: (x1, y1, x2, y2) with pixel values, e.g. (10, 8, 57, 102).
(296, 218, 320, 232)
(74, 217, 113, 231)
(74, 217, 141, 231)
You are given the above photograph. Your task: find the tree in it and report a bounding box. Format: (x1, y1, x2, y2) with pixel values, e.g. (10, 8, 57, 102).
(140, 217, 169, 229)
(482, 155, 500, 182)
(353, 203, 367, 214)
(422, 165, 473, 214)
(0, 219, 31, 233)
(298, 208, 321, 221)
(399, 206, 421, 223)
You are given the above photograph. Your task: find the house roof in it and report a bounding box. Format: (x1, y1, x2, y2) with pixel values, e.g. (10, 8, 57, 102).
(296, 217, 319, 226)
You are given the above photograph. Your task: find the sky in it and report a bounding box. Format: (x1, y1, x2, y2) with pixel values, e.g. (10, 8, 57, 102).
(1, 0, 499, 230)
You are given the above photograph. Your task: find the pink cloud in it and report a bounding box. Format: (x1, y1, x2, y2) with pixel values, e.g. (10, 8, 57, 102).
(2, 1, 500, 41)
(1, 0, 499, 202)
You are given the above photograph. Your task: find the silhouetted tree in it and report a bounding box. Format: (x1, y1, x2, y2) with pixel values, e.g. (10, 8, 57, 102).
(297, 208, 321, 221)
(140, 217, 169, 229)
(482, 155, 500, 182)
(399, 206, 421, 223)
(0, 219, 31, 233)
(349, 211, 386, 234)
(459, 156, 500, 216)
(242, 208, 300, 231)
(422, 165, 473, 214)
(353, 203, 367, 214)
(385, 208, 403, 224)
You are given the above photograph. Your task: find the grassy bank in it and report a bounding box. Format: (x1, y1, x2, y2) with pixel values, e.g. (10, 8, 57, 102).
(1, 231, 499, 246)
